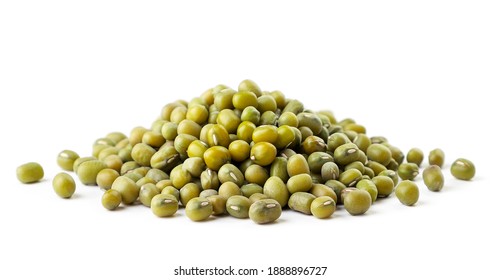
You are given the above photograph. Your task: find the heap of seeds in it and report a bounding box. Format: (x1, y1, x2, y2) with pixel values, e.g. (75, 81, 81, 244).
(17, 80, 476, 224)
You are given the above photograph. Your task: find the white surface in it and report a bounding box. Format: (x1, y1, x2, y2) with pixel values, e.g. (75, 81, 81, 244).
(1, 1, 499, 280)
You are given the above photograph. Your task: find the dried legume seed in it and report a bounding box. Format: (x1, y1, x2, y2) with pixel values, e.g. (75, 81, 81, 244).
(310, 196, 336, 219)
(307, 152, 334, 174)
(450, 158, 475, 180)
(179, 182, 201, 206)
(309, 183, 338, 203)
(249, 199, 282, 224)
(356, 179, 378, 202)
(97, 168, 120, 190)
(406, 148, 424, 167)
(57, 150, 80, 171)
(77, 160, 107, 185)
(102, 189, 122, 210)
(185, 197, 213, 221)
(367, 144, 392, 166)
(52, 172, 76, 198)
(263, 176, 289, 207)
(429, 148, 445, 168)
(371, 175, 394, 198)
(287, 173, 313, 194)
(151, 194, 178, 217)
(423, 165, 444, 192)
(395, 180, 419, 206)
(334, 143, 360, 166)
(287, 154, 310, 176)
(218, 181, 242, 200)
(250, 142, 277, 166)
(398, 163, 419, 181)
(16, 162, 44, 184)
(339, 169, 363, 187)
(139, 183, 160, 207)
(226, 195, 251, 218)
(111, 176, 140, 205)
(288, 192, 316, 215)
(207, 195, 226, 215)
(343, 189, 371, 215)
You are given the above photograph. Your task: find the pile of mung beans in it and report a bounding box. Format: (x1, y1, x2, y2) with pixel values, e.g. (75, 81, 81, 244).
(16, 80, 476, 224)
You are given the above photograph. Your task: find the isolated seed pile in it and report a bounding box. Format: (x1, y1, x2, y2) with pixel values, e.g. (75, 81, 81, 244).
(17, 80, 476, 224)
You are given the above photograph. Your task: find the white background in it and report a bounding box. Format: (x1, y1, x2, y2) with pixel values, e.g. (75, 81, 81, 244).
(1, 1, 499, 279)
